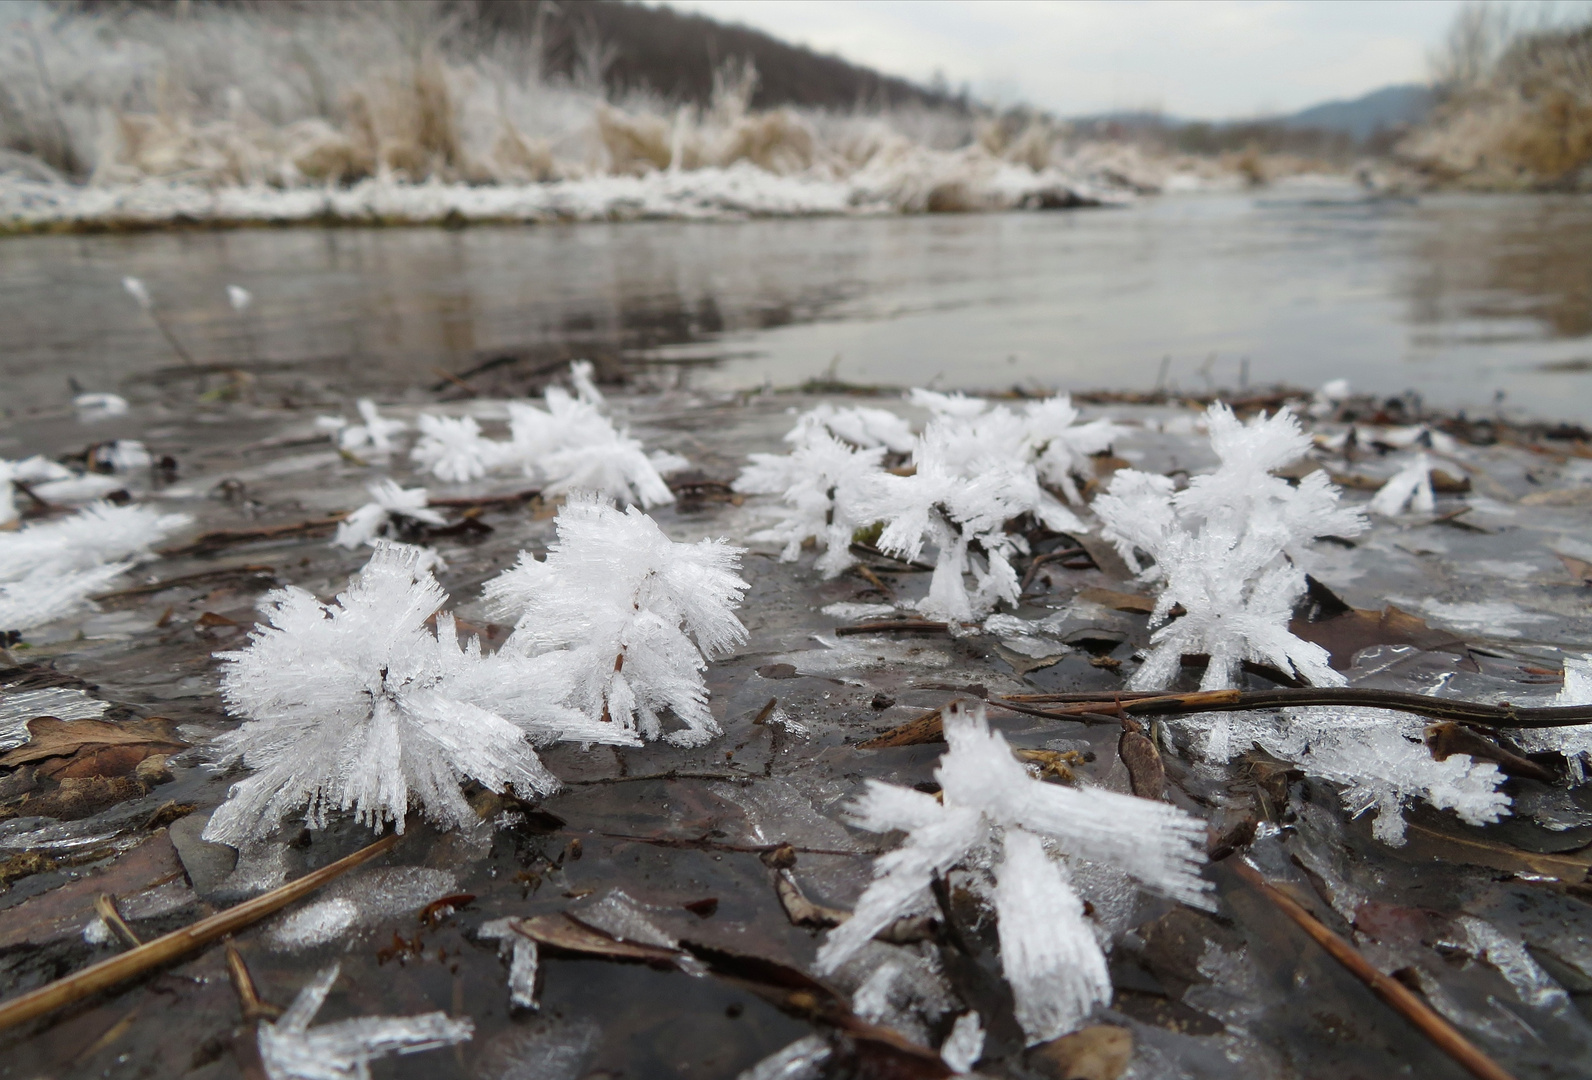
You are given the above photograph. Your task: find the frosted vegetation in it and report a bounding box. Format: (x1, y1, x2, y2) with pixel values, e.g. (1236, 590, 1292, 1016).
(0, 1, 1158, 229)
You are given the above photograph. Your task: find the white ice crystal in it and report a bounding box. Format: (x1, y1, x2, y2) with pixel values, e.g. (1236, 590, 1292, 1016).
(1220, 707, 1511, 845)
(121, 276, 152, 310)
(485, 495, 748, 746)
(204, 542, 632, 846)
(334, 480, 445, 549)
(735, 428, 888, 574)
(739, 392, 1111, 621)
(0, 502, 190, 631)
(1369, 452, 1436, 518)
(257, 963, 472, 1080)
(73, 392, 129, 422)
(940, 1012, 985, 1073)
(97, 439, 152, 473)
(1093, 404, 1365, 690)
(227, 284, 253, 313)
(569, 359, 605, 407)
(1514, 654, 1592, 782)
(503, 384, 675, 507)
(410, 413, 502, 483)
(816, 700, 1210, 1043)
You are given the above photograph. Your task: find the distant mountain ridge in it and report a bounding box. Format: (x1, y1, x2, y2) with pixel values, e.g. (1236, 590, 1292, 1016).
(1073, 84, 1433, 141)
(1280, 84, 1433, 139)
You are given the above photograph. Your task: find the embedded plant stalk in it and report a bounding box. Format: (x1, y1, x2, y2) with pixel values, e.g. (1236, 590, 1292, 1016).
(997, 688, 1592, 730)
(0, 834, 399, 1032)
(1231, 860, 1518, 1080)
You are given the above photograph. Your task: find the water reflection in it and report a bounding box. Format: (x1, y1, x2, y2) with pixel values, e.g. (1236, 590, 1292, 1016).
(2, 193, 1590, 420)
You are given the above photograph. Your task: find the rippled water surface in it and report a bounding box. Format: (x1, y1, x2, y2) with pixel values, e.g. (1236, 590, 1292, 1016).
(4, 191, 1592, 418)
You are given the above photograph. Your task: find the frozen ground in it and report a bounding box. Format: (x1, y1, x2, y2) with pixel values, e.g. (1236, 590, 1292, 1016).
(3, 370, 1592, 1079)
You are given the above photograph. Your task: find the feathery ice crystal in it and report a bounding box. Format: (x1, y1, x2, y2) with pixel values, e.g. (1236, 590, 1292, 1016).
(334, 480, 445, 549)
(815, 700, 1210, 1043)
(737, 390, 1117, 621)
(485, 495, 748, 747)
(0, 502, 191, 632)
(407, 364, 680, 506)
(258, 963, 472, 1080)
(318, 399, 408, 459)
(205, 542, 633, 846)
(1369, 452, 1436, 518)
(1212, 706, 1510, 844)
(1094, 404, 1365, 690)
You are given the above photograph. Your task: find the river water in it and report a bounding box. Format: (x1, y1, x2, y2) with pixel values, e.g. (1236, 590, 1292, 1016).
(3, 191, 1592, 420)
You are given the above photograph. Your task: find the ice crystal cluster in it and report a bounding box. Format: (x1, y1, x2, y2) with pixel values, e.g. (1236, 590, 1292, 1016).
(333, 480, 444, 550)
(1094, 404, 1366, 690)
(317, 398, 408, 460)
(0, 502, 191, 632)
(1515, 654, 1592, 782)
(1213, 707, 1511, 845)
(408, 362, 683, 506)
(1369, 452, 1436, 518)
(816, 700, 1210, 1043)
(204, 541, 638, 846)
(735, 389, 1120, 621)
(258, 963, 472, 1080)
(485, 495, 749, 746)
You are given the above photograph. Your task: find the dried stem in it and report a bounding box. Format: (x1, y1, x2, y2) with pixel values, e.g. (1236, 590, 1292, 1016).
(0, 834, 399, 1032)
(1231, 860, 1518, 1080)
(835, 620, 949, 637)
(224, 944, 281, 1022)
(159, 515, 347, 558)
(996, 687, 1592, 731)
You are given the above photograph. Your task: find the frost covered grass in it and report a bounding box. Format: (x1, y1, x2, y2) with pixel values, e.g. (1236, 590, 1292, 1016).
(0, 1, 1141, 232)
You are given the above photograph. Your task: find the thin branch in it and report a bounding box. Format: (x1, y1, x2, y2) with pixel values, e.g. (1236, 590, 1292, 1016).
(849, 543, 934, 571)
(562, 769, 761, 786)
(1230, 860, 1518, 1080)
(995, 687, 1592, 730)
(0, 834, 399, 1032)
(159, 515, 347, 558)
(91, 565, 276, 602)
(835, 620, 949, 637)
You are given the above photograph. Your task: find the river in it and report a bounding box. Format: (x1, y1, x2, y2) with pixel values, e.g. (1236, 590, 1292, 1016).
(3, 190, 1591, 421)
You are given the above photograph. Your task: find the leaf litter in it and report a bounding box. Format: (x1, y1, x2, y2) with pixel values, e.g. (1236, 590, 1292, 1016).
(4, 368, 1592, 1078)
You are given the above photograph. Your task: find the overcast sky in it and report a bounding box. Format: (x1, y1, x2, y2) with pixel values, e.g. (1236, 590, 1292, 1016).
(654, 0, 1472, 119)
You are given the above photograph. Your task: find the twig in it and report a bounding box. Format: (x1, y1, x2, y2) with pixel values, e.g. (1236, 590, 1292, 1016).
(0, 833, 398, 1032)
(431, 367, 479, 397)
(852, 563, 893, 598)
(835, 620, 949, 637)
(91, 565, 276, 602)
(1019, 547, 1088, 593)
(159, 515, 346, 558)
(224, 944, 281, 1021)
(849, 543, 934, 571)
(994, 687, 1592, 731)
(1230, 860, 1517, 1080)
(563, 769, 760, 786)
(92, 894, 142, 949)
(425, 488, 540, 510)
(593, 831, 863, 858)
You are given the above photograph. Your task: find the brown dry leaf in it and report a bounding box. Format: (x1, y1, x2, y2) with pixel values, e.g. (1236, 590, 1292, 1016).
(1424, 722, 1555, 782)
(0, 831, 186, 948)
(515, 912, 684, 966)
(0, 716, 187, 778)
(1077, 587, 1157, 614)
(1119, 730, 1166, 800)
(1028, 1024, 1133, 1080)
(4, 776, 148, 821)
(1289, 604, 1467, 670)
(1398, 821, 1592, 882)
(1558, 552, 1592, 585)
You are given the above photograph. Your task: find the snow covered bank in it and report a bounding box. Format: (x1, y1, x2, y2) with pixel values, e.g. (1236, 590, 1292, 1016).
(0, 159, 1121, 233)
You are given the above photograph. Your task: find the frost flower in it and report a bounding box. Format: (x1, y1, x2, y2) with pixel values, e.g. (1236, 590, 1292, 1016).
(1368, 452, 1435, 518)
(334, 480, 445, 549)
(0, 503, 190, 631)
(1094, 404, 1365, 690)
(485, 496, 748, 746)
(816, 700, 1210, 1043)
(227, 284, 253, 313)
(258, 964, 472, 1080)
(205, 542, 629, 846)
(504, 385, 675, 507)
(735, 427, 888, 575)
(410, 413, 503, 483)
